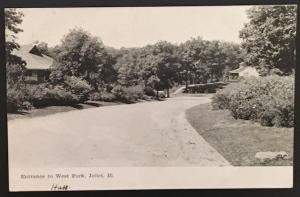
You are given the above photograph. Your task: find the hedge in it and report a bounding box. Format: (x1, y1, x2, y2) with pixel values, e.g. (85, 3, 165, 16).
(212, 76, 294, 127)
(27, 84, 80, 108)
(112, 85, 144, 103)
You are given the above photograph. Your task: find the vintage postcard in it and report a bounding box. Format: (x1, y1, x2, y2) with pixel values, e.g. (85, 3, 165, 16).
(5, 5, 295, 191)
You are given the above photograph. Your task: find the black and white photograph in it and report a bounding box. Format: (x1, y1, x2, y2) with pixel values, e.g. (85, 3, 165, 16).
(5, 4, 296, 191)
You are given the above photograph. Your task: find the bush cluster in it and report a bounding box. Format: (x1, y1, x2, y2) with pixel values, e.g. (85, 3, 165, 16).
(88, 91, 116, 102)
(144, 86, 156, 97)
(7, 84, 32, 112)
(7, 83, 81, 112)
(212, 76, 294, 127)
(112, 85, 144, 103)
(8, 76, 158, 112)
(64, 76, 92, 102)
(27, 84, 80, 108)
(7, 82, 149, 112)
(88, 85, 145, 103)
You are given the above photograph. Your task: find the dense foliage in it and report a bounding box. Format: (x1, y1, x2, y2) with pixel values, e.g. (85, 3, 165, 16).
(112, 85, 144, 103)
(178, 38, 242, 86)
(7, 84, 31, 112)
(5, 8, 26, 85)
(6, 5, 296, 122)
(27, 84, 81, 108)
(36, 41, 56, 57)
(5, 8, 28, 112)
(49, 28, 117, 92)
(115, 38, 242, 97)
(240, 5, 297, 75)
(212, 76, 294, 127)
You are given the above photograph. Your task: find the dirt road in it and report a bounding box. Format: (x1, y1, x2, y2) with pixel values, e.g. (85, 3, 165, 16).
(8, 95, 230, 167)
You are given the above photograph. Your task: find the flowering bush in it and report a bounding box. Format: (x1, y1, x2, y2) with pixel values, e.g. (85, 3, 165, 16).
(212, 76, 294, 127)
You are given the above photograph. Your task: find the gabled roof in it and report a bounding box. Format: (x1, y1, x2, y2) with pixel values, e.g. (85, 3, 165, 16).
(11, 44, 53, 70)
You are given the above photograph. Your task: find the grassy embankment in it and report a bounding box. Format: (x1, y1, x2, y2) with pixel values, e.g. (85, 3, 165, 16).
(186, 103, 293, 166)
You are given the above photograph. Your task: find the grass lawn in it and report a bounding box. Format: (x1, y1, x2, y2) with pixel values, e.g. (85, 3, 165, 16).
(186, 103, 293, 166)
(7, 101, 122, 121)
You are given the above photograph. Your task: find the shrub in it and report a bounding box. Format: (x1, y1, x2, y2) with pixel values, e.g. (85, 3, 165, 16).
(22, 101, 34, 111)
(28, 84, 80, 108)
(99, 92, 116, 102)
(112, 85, 144, 103)
(144, 86, 156, 97)
(212, 75, 294, 127)
(7, 84, 30, 112)
(7, 88, 22, 112)
(7, 82, 35, 112)
(88, 91, 116, 102)
(64, 76, 92, 102)
(211, 86, 232, 110)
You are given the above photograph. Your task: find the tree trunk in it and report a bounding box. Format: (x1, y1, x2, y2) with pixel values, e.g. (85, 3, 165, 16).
(156, 89, 159, 100)
(185, 72, 189, 89)
(167, 88, 170, 98)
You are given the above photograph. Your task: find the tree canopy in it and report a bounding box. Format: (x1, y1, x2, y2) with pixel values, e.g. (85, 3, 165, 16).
(239, 5, 297, 75)
(115, 37, 242, 94)
(5, 8, 26, 84)
(50, 28, 117, 92)
(178, 37, 242, 86)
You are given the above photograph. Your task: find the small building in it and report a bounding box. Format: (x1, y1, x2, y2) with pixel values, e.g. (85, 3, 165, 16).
(12, 44, 53, 83)
(229, 62, 260, 80)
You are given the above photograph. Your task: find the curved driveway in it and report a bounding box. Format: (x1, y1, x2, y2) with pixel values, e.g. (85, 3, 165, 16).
(8, 95, 230, 167)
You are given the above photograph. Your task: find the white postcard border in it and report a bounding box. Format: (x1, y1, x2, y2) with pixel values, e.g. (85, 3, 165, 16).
(9, 166, 293, 191)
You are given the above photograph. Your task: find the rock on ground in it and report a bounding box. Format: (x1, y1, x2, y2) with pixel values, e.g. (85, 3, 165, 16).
(255, 151, 288, 163)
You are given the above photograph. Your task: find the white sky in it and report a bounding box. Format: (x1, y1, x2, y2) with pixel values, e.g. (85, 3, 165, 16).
(15, 6, 251, 48)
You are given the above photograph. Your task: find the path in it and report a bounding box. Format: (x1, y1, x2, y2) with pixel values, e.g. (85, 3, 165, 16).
(8, 95, 230, 167)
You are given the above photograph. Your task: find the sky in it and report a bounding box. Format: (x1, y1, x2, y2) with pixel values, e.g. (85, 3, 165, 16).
(14, 6, 251, 48)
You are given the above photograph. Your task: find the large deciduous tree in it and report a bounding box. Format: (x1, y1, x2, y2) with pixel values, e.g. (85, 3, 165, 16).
(116, 47, 144, 86)
(5, 8, 26, 84)
(116, 41, 181, 98)
(150, 41, 181, 97)
(50, 28, 117, 93)
(239, 5, 297, 75)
